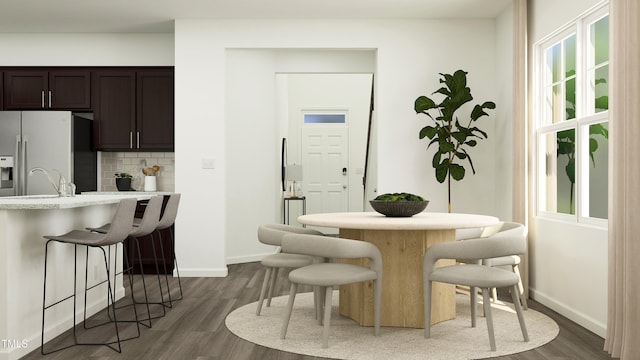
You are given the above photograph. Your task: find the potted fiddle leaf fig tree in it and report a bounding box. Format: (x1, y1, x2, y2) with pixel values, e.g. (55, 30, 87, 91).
(414, 70, 495, 212)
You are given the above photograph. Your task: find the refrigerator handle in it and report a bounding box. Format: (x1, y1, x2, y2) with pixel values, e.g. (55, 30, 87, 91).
(15, 135, 21, 196)
(23, 136, 28, 195)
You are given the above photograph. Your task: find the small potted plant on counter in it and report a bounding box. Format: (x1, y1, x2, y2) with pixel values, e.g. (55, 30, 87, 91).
(115, 172, 133, 191)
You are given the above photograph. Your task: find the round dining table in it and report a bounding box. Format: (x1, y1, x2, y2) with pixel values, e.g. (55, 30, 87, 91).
(297, 211, 499, 328)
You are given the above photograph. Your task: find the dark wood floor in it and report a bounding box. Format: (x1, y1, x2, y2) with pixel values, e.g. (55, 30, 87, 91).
(23, 262, 613, 360)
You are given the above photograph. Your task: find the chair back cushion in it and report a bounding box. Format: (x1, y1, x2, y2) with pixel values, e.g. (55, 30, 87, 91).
(103, 198, 137, 244)
(281, 233, 382, 275)
(424, 222, 526, 273)
(157, 193, 181, 229)
(257, 223, 323, 246)
(129, 196, 163, 237)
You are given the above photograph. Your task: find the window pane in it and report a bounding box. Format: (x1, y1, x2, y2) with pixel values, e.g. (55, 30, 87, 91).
(565, 35, 577, 77)
(594, 65, 609, 112)
(566, 77, 576, 120)
(592, 16, 609, 65)
(303, 114, 346, 124)
(545, 84, 564, 123)
(542, 130, 575, 214)
(546, 43, 561, 83)
(588, 122, 609, 219)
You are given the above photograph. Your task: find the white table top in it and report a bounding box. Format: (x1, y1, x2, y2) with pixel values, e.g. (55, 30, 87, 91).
(298, 211, 499, 230)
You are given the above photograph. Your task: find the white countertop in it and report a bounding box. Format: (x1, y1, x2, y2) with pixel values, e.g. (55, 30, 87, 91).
(0, 193, 156, 210)
(298, 211, 500, 230)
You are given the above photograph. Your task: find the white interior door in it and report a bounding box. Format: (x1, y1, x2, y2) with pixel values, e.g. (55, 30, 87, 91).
(301, 124, 349, 215)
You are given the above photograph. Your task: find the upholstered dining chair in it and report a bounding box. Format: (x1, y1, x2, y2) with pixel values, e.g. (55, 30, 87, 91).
(456, 223, 528, 310)
(423, 222, 529, 351)
(255, 224, 324, 316)
(280, 233, 382, 349)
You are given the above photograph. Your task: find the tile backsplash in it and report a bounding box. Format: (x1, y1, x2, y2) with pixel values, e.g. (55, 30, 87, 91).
(100, 152, 175, 192)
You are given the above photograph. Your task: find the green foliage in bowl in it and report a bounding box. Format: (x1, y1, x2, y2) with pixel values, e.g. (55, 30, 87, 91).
(370, 193, 429, 217)
(374, 192, 425, 202)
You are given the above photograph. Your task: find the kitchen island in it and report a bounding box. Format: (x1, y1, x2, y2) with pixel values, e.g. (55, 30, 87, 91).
(0, 194, 153, 360)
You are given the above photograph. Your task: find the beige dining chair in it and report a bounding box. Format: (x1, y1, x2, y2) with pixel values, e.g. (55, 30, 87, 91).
(279, 233, 382, 349)
(255, 224, 324, 316)
(423, 222, 529, 351)
(455, 222, 528, 310)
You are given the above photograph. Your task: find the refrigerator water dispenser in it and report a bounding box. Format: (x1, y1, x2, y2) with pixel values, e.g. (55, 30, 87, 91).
(0, 156, 14, 189)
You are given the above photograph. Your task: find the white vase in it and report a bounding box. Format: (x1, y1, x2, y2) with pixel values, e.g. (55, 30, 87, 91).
(144, 176, 157, 192)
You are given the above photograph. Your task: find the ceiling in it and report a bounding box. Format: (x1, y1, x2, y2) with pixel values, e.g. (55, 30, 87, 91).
(0, 0, 512, 33)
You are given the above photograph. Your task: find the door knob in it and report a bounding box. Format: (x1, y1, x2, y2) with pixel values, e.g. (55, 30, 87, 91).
(342, 167, 347, 176)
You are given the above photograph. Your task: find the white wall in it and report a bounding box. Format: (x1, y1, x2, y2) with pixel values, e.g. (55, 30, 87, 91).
(223, 51, 375, 263)
(174, 18, 508, 277)
(528, 0, 609, 336)
(0, 33, 173, 66)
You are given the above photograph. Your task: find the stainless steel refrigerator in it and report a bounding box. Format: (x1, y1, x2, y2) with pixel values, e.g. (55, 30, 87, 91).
(0, 111, 97, 197)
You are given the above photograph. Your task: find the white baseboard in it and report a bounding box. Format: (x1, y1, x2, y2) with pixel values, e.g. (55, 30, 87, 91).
(226, 252, 272, 265)
(178, 267, 228, 277)
(529, 287, 606, 337)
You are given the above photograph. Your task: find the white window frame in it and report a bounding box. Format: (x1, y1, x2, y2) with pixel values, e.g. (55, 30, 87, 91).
(533, 2, 609, 228)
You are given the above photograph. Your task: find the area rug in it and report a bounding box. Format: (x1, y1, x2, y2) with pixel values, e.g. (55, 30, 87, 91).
(225, 291, 559, 360)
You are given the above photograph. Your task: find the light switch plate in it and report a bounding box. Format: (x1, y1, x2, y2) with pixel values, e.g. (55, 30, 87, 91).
(202, 158, 216, 169)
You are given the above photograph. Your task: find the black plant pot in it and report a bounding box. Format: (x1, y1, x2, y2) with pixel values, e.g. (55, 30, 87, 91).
(116, 178, 132, 191)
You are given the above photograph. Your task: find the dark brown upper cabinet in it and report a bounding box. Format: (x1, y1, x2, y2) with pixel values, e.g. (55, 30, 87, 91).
(136, 70, 174, 151)
(0, 72, 3, 110)
(92, 68, 174, 151)
(3, 69, 91, 110)
(92, 70, 136, 150)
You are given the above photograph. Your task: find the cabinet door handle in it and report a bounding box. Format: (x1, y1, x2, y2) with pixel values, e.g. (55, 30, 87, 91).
(41, 90, 45, 108)
(48, 90, 52, 108)
(130, 131, 133, 149)
(136, 131, 140, 148)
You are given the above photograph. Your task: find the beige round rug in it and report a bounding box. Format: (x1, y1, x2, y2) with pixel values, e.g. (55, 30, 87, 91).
(225, 291, 559, 359)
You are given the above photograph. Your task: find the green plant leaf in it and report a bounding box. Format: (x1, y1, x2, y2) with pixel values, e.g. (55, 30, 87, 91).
(565, 158, 575, 183)
(450, 163, 465, 181)
(465, 139, 477, 147)
(455, 151, 467, 159)
(419, 126, 437, 139)
(435, 162, 448, 183)
(415, 96, 438, 113)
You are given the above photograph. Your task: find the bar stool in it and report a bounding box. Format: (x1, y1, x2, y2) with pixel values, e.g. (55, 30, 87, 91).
(147, 193, 182, 308)
(41, 198, 138, 354)
(87, 195, 165, 328)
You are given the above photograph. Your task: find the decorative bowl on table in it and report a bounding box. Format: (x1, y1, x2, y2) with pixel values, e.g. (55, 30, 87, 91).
(369, 192, 429, 217)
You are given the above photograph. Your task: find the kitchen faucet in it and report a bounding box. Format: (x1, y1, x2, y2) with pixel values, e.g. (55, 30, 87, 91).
(28, 167, 69, 197)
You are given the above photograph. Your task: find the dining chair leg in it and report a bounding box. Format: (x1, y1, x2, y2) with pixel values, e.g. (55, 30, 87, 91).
(266, 267, 279, 306)
(256, 267, 272, 316)
(482, 287, 496, 351)
(322, 286, 333, 349)
(423, 280, 432, 338)
(511, 284, 529, 342)
(513, 264, 528, 310)
(280, 283, 298, 340)
(314, 286, 323, 324)
(470, 286, 477, 327)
